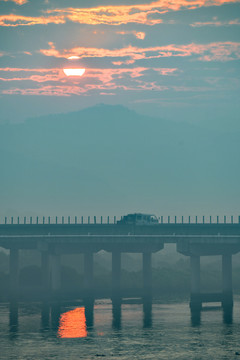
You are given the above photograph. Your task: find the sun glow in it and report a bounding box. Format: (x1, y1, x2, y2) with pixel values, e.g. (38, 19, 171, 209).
(63, 68, 85, 76)
(67, 56, 80, 60)
(58, 307, 87, 338)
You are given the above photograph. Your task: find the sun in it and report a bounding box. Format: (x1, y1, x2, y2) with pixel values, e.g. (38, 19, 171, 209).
(63, 68, 85, 76)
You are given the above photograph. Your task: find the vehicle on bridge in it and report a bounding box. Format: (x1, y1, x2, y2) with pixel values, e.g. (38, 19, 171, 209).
(117, 213, 159, 225)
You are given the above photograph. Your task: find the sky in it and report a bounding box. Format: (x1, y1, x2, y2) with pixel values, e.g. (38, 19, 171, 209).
(0, 0, 240, 123)
(0, 0, 240, 219)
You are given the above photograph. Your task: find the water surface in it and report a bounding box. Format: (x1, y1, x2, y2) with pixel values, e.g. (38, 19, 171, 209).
(1, 299, 240, 359)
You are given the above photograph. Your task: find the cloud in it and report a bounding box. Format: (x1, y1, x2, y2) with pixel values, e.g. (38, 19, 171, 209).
(44, 1, 240, 26)
(191, 17, 240, 27)
(39, 41, 240, 63)
(117, 31, 146, 40)
(1, 0, 240, 27)
(2, 0, 28, 4)
(0, 14, 65, 27)
(0, 66, 177, 96)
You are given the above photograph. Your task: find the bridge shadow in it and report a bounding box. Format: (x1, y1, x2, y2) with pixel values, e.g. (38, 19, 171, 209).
(143, 300, 152, 328)
(191, 306, 233, 327)
(112, 300, 122, 329)
(9, 301, 19, 337)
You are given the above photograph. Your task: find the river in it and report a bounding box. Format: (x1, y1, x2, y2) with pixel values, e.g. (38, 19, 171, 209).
(1, 298, 240, 359)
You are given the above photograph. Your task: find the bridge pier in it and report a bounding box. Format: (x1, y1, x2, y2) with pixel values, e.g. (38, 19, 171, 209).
(9, 248, 19, 301)
(51, 254, 61, 294)
(222, 254, 233, 311)
(112, 251, 121, 303)
(190, 255, 201, 311)
(84, 251, 94, 301)
(142, 251, 152, 302)
(41, 251, 51, 299)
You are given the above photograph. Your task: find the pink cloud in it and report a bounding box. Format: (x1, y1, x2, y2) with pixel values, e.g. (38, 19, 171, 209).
(0, 66, 176, 96)
(40, 41, 240, 63)
(117, 31, 146, 39)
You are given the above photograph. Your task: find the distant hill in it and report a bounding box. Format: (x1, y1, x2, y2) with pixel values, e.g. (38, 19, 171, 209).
(0, 104, 239, 218)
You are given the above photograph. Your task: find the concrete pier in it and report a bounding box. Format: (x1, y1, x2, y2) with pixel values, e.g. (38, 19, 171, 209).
(222, 254, 233, 310)
(142, 251, 152, 301)
(190, 255, 201, 311)
(41, 251, 50, 298)
(9, 248, 19, 301)
(51, 254, 61, 293)
(84, 251, 94, 300)
(112, 251, 121, 302)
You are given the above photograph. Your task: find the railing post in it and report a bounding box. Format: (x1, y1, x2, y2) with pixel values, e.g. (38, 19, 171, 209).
(75, 216, 77, 224)
(48, 216, 50, 224)
(62, 216, 64, 224)
(30, 216, 32, 225)
(182, 216, 184, 224)
(81, 216, 83, 224)
(36, 216, 38, 224)
(101, 216, 103, 224)
(210, 216, 212, 224)
(68, 216, 70, 224)
(17, 216, 20, 224)
(24, 216, 26, 225)
(203, 216, 204, 224)
(88, 216, 90, 224)
(56, 216, 58, 224)
(94, 216, 96, 224)
(175, 216, 177, 224)
(11, 217, 13, 225)
(224, 216, 226, 224)
(196, 216, 197, 224)
(5, 217, 7, 224)
(189, 216, 190, 224)
(107, 216, 109, 224)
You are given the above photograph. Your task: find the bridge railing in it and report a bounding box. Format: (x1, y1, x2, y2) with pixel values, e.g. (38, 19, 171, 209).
(0, 215, 117, 225)
(0, 215, 240, 225)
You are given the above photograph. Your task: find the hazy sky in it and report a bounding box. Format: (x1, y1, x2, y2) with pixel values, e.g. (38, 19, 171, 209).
(0, 0, 240, 122)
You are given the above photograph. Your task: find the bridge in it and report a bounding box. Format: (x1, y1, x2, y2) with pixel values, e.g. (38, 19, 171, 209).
(1, 215, 240, 319)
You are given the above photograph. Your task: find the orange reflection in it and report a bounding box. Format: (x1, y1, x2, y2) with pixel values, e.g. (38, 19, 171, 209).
(58, 307, 87, 338)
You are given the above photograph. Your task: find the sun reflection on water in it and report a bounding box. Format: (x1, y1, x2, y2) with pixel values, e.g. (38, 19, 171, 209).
(58, 307, 87, 338)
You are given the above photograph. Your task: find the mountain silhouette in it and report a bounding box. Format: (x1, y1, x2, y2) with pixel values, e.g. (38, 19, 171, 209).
(0, 104, 239, 217)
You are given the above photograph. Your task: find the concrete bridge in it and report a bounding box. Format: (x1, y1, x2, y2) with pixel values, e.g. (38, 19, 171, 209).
(1, 215, 240, 316)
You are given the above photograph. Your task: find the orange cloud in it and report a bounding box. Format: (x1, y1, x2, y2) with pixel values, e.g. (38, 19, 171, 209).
(44, 1, 240, 26)
(1, 0, 240, 27)
(3, 0, 28, 4)
(0, 14, 65, 27)
(40, 41, 240, 63)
